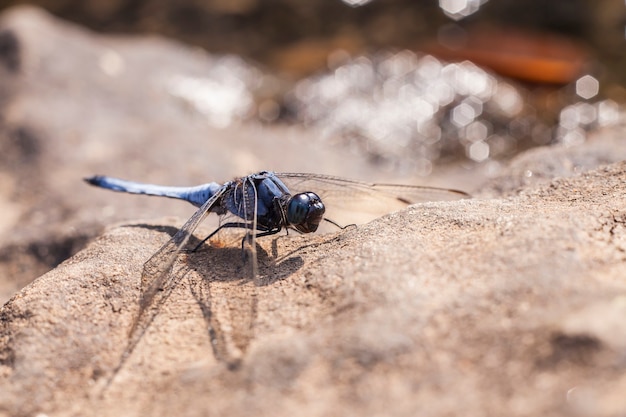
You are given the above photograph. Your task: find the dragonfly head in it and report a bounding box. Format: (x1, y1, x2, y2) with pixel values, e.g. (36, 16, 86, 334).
(286, 192, 325, 233)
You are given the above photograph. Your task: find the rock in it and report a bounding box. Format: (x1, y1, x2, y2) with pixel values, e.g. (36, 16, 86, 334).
(1, 160, 626, 416)
(1, 7, 626, 415)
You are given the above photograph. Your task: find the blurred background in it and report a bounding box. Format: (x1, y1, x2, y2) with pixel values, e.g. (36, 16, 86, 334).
(1, 0, 624, 174)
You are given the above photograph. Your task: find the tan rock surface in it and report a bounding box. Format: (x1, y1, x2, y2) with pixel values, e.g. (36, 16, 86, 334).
(2, 162, 626, 416)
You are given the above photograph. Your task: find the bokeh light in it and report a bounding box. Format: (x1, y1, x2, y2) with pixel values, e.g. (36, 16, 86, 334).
(556, 99, 623, 145)
(575, 75, 599, 100)
(287, 51, 531, 173)
(286, 50, 623, 173)
(164, 55, 258, 128)
(340, 0, 374, 6)
(439, 0, 488, 21)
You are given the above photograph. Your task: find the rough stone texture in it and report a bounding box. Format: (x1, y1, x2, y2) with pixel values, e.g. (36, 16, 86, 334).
(2, 6, 626, 417)
(1, 161, 626, 417)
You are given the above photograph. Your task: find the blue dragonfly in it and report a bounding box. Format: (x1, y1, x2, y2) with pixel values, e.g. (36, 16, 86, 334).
(85, 171, 469, 382)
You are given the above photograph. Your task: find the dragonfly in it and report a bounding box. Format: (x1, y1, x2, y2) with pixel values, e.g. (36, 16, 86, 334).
(84, 171, 469, 384)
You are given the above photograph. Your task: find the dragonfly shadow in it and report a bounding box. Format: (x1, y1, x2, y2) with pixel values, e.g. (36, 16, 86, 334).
(188, 234, 305, 284)
(184, 240, 305, 367)
(122, 223, 304, 369)
(124, 223, 304, 280)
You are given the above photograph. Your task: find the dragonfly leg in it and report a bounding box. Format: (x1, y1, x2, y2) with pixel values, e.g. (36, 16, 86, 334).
(239, 227, 281, 251)
(190, 222, 277, 252)
(238, 227, 282, 267)
(323, 217, 356, 230)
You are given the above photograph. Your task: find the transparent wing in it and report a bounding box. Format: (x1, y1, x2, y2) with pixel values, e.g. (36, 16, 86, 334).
(241, 176, 260, 279)
(276, 172, 469, 226)
(106, 185, 228, 386)
(139, 184, 227, 317)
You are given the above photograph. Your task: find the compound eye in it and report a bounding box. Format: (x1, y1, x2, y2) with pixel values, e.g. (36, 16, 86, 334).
(286, 192, 325, 233)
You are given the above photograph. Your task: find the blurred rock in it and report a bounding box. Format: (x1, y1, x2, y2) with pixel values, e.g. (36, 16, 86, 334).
(479, 127, 626, 197)
(1, 159, 626, 416)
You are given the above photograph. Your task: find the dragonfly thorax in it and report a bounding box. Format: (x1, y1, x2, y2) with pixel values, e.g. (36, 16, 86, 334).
(286, 192, 325, 233)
